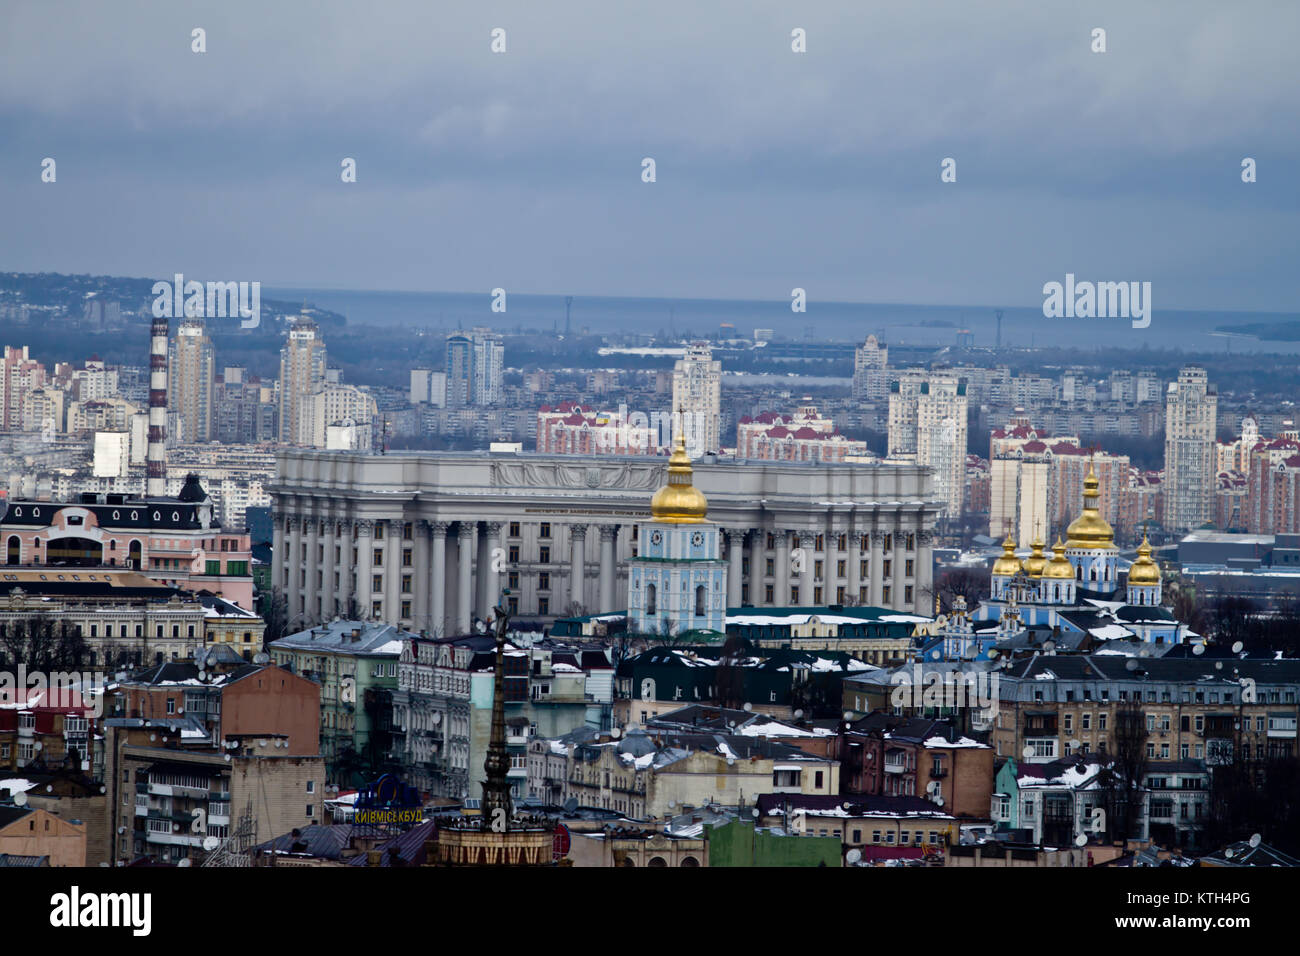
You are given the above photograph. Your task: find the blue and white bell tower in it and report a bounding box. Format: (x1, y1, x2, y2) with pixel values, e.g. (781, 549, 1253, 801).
(626, 426, 727, 637)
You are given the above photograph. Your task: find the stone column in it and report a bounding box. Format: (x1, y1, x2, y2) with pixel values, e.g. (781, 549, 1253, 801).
(598, 525, 618, 612)
(748, 532, 765, 605)
(481, 521, 504, 613)
(457, 523, 475, 634)
(303, 509, 320, 625)
(775, 530, 791, 607)
(284, 514, 301, 624)
(429, 522, 449, 636)
(892, 523, 909, 612)
(725, 529, 745, 609)
(848, 523, 862, 605)
(415, 520, 432, 631)
(796, 531, 815, 606)
(916, 527, 935, 616)
(869, 528, 886, 607)
(384, 522, 404, 626)
(321, 514, 337, 622)
(354, 519, 373, 621)
(569, 523, 587, 612)
(272, 510, 286, 605)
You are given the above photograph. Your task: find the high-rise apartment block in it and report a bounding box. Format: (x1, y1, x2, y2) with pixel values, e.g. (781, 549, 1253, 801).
(1162, 367, 1217, 532)
(852, 335, 889, 402)
(446, 330, 504, 408)
(671, 344, 722, 457)
(168, 317, 215, 443)
(889, 371, 967, 517)
(278, 317, 328, 444)
(0, 345, 46, 430)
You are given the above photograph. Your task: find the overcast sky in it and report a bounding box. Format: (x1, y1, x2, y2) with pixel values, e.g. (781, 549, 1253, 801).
(1, 0, 1296, 311)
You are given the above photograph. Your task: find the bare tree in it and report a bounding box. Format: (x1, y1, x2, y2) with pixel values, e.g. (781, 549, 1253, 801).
(1099, 701, 1149, 844)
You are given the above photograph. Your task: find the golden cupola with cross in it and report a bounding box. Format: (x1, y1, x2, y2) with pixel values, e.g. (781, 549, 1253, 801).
(1126, 530, 1162, 606)
(649, 429, 709, 524)
(1065, 464, 1116, 550)
(1064, 461, 1120, 595)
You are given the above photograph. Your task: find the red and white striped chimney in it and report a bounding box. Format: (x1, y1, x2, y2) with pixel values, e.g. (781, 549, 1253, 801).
(147, 312, 168, 497)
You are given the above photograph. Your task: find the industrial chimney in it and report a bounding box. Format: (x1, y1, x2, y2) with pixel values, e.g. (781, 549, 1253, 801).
(147, 311, 168, 497)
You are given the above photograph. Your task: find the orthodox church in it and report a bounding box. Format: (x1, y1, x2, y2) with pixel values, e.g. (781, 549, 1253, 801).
(926, 463, 1190, 660)
(625, 427, 728, 637)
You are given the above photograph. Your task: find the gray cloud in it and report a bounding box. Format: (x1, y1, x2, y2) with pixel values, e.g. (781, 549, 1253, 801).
(0, 0, 1296, 310)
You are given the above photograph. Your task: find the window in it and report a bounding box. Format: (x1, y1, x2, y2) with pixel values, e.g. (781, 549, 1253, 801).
(205, 560, 220, 576)
(509, 522, 520, 537)
(401, 575, 412, 593)
(508, 545, 520, 563)
(539, 523, 551, 539)
(306, 805, 314, 818)
(402, 549, 412, 567)
(539, 572, 550, 590)
(373, 548, 383, 566)
(539, 546, 551, 564)
(306, 781, 315, 793)
(538, 598, 549, 615)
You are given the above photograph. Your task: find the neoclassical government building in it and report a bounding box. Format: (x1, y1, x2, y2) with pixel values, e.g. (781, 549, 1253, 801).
(269, 450, 944, 636)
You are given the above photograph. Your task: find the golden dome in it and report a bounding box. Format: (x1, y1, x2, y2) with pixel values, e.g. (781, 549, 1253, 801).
(1023, 534, 1048, 578)
(1127, 534, 1161, 585)
(1065, 464, 1117, 550)
(649, 428, 709, 523)
(991, 533, 1024, 576)
(1043, 536, 1075, 579)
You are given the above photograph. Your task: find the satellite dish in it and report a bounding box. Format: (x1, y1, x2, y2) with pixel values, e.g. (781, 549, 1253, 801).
(846, 848, 862, 865)
(177, 858, 192, 868)
(933, 796, 944, 807)
(1022, 746, 1035, 760)
(203, 836, 220, 851)
(253, 652, 270, 665)
(1075, 834, 1087, 847)
(563, 797, 578, 814)
(13, 792, 27, 807)
(431, 713, 442, 725)
(610, 727, 622, 739)
(1249, 833, 1262, 848)
(1232, 642, 1244, 654)
(1192, 643, 1205, 656)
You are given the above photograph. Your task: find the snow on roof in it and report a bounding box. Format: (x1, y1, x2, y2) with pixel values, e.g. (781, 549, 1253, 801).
(739, 721, 835, 738)
(0, 779, 37, 795)
(1033, 670, 1057, 680)
(924, 736, 989, 749)
(373, 640, 405, 655)
(1018, 763, 1101, 789)
(551, 663, 582, 673)
(1089, 624, 1134, 641)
